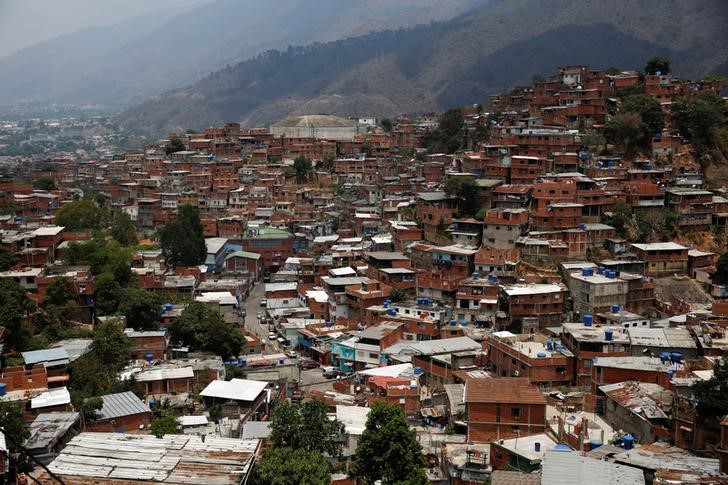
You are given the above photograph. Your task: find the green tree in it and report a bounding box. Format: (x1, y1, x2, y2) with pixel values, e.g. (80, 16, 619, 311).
(351, 401, 427, 485)
(715, 253, 728, 285)
(159, 204, 206, 268)
(54, 199, 109, 231)
(151, 414, 180, 438)
(169, 301, 244, 359)
(604, 113, 646, 159)
(94, 272, 123, 315)
(79, 396, 104, 422)
(636, 208, 677, 242)
(32, 176, 56, 191)
(645, 56, 671, 75)
(606, 202, 633, 239)
(671, 92, 727, 158)
(620, 94, 664, 134)
(445, 178, 481, 217)
(0, 401, 30, 452)
(252, 448, 330, 485)
(390, 288, 406, 303)
(110, 211, 138, 246)
(381, 118, 393, 133)
(92, 318, 132, 369)
(0, 278, 35, 350)
(0, 247, 17, 271)
(164, 135, 185, 155)
(43, 277, 77, 307)
(119, 287, 162, 331)
(293, 155, 313, 184)
(692, 354, 728, 417)
(422, 108, 463, 154)
(269, 399, 344, 457)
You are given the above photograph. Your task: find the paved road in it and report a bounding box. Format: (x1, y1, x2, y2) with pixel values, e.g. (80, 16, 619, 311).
(242, 283, 280, 354)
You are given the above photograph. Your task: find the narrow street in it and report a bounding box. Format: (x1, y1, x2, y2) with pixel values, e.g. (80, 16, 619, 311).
(242, 282, 280, 354)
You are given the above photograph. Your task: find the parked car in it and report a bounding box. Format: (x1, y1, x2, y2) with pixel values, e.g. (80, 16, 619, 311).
(256, 311, 264, 320)
(268, 331, 277, 340)
(260, 299, 267, 307)
(322, 366, 338, 379)
(285, 350, 298, 358)
(298, 359, 319, 370)
(290, 389, 305, 402)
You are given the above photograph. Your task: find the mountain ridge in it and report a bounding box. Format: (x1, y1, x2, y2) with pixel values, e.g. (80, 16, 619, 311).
(117, 0, 728, 135)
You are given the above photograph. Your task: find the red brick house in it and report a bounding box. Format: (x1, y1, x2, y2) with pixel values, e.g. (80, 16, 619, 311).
(465, 377, 547, 442)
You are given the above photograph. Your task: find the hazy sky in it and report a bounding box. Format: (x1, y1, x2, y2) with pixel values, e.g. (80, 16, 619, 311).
(0, 0, 208, 58)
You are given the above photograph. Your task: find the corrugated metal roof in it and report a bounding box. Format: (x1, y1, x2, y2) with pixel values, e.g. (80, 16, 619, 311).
(22, 348, 69, 366)
(96, 391, 151, 420)
(25, 412, 80, 450)
(39, 432, 259, 484)
(541, 450, 645, 485)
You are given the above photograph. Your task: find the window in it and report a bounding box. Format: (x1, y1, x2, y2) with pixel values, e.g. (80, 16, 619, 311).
(369, 353, 379, 359)
(583, 359, 592, 369)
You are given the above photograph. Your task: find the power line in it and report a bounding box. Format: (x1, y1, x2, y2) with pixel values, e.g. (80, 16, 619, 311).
(0, 427, 67, 485)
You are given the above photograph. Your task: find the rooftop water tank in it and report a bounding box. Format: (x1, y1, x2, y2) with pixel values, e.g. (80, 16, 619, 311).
(671, 352, 682, 363)
(611, 304, 620, 313)
(239, 359, 247, 367)
(0, 383, 6, 397)
(589, 439, 603, 450)
(450, 320, 457, 326)
(326, 321, 334, 328)
(145, 354, 154, 362)
(414, 367, 423, 376)
(279, 357, 285, 365)
(388, 309, 397, 316)
(537, 352, 547, 358)
(546, 339, 554, 351)
(461, 320, 468, 327)
(553, 444, 571, 452)
(599, 266, 606, 275)
(623, 434, 635, 450)
(472, 272, 480, 278)
(581, 267, 592, 277)
(164, 303, 173, 312)
(605, 329, 614, 341)
(534, 442, 541, 452)
(579, 223, 587, 230)
(383, 302, 389, 309)
(660, 352, 671, 363)
(583, 314, 593, 327)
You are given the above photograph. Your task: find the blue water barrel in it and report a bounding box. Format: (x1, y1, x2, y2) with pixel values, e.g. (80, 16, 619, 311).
(590, 439, 603, 450)
(660, 352, 671, 363)
(671, 352, 682, 363)
(553, 444, 571, 452)
(239, 359, 247, 367)
(450, 320, 457, 326)
(279, 358, 285, 365)
(0, 383, 6, 396)
(583, 314, 593, 326)
(611, 304, 620, 313)
(604, 329, 613, 341)
(534, 442, 541, 452)
(145, 354, 154, 362)
(623, 434, 634, 450)
(537, 352, 547, 358)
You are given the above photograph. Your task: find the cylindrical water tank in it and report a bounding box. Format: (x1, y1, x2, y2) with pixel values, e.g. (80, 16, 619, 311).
(623, 434, 634, 450)
(611, 304, 620, 313)
(605, 329, 613, 341)
(534, 442, 541, 452)
(660, 352, 671, 363)
(589, 439, 603, 450)
(145, 354, 154, 362)
(537, 352, 547, 358)
(450, 320, 457, 326)
(0, 383, 6, 397)
(583, 314, 593, 326)
(671, 352, 682, 363)
(414, 367, 423, 376)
